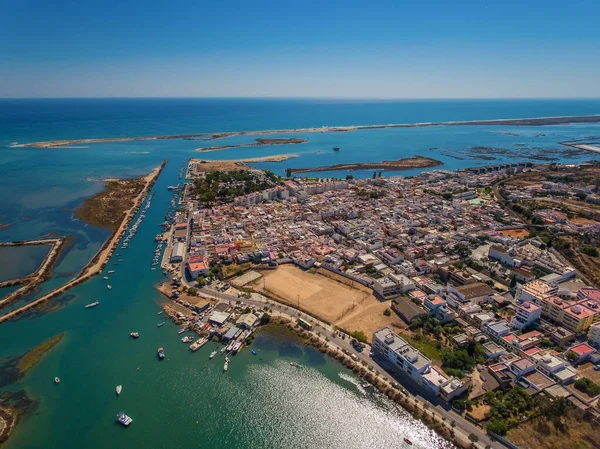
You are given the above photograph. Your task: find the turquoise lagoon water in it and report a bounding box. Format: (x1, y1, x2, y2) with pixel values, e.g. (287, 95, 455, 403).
(0, 245, 51, 282)
(0, 98, 600, 448)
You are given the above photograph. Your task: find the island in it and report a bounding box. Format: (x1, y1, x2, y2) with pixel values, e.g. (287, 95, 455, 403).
(18, 114, 600, 149)
(289, 156, 442, 174)
(195, 137, 307, 153)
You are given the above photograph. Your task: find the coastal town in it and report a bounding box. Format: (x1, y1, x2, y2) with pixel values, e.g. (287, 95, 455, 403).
(151, 157, 600, 448)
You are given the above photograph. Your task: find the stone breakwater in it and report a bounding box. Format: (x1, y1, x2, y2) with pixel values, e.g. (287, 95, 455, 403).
(0, 161, 166, 324)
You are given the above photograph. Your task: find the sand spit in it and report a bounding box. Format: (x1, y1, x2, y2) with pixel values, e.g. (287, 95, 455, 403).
(21, 115, 600, 149)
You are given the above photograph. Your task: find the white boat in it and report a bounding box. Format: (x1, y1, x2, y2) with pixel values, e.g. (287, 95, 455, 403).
(103, 276, 109, 280)
(117, 411, 132, 426)
(209, 351, 217, 359)
(157, 348, 165, 359)
(116, 385, 122, 395)
(107, 285, 112, 290)
(54, 377, 60, 384)
(107, 270, 115, 274)
(224, 357, 229, 371)
(85, 301, 100, 309)
(178, 328, 186, 334)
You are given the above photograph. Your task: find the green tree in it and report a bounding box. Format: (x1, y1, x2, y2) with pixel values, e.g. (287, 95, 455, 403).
(383, 308, 391, 317)
(351, 330, 368, 343)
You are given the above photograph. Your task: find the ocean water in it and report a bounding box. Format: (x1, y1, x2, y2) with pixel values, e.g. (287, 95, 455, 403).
(0, 98, 600, 449)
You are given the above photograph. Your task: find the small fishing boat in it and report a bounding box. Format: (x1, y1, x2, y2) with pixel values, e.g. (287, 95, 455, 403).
(224, 356, 229, 371)
(130, 332, 139, 339)
(157, 311, 163, 315)
(157, 348, 165, 360)
(54, 377, 60, 384)
(333, 146, 340, 151)
(178, 328, 186, 335)
(209, 351, 217, 359)
(107, 270, 115, 274)
(116, 385, 122, 395)
(85, 301, 100, 309)
(107, 285, 112, 290)
(290, 362, 298, 367)
(103, 276, 109, 280)
(361, 382, 371, 389)
(117, 411, 133, 426)
(403, 438, 412, 445)
(251, 349, 257, 355)
(157, 322, 165, 327)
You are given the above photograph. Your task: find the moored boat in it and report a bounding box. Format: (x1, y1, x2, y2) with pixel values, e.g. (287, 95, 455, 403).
(54, 377, 60, 384)
(107, 270, 115, 274)
(157, 322, 165, 327)
(403, 437, 412, 445)
(117, 411, 133, 426)
(209, 351, 217, 359)
(290, 362, 298, 367)
(85, 301, 100, 309)
(130, 332, 140, 339)
(157, 348, 165, 359)
(116, 385, 122, 395)
(224, 356, 229, 371)
(107, 285, 112, 290)
(251, 349, 257, 355)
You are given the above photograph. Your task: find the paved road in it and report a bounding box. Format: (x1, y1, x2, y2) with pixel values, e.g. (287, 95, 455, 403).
(199, 285, 503, 449)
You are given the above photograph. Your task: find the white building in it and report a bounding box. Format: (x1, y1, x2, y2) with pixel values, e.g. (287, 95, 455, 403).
(170, 241, 185, 263)
(372, 328, 432, 384)
(510, 302, 542, 330)
(372, 273, 415, 298)
(589, 322, 600, 348)
(518, 280, 558, 304)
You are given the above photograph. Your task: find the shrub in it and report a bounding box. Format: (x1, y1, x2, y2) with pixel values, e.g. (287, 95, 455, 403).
(581, 246, 599, 258)
(351, 330, 368, 343)
(383, 308, 391, 317)
(574, 378, 600, 397)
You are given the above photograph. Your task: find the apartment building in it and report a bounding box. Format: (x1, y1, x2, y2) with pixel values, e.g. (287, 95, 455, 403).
(510, 302, 542, 330)
(372, 327, 432, 384)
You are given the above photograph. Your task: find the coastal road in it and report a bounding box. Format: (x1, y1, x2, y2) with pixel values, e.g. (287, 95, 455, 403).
(199, 286, 503, 449)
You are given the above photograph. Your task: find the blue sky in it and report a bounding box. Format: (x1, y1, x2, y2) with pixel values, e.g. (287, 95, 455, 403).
(1, 0, 599, 98)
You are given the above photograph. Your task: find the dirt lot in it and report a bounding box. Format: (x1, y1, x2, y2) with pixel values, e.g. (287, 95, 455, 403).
(467, 404, 491, 422)
(334, 300, 406, 341)
(254, 264, 378, 324)
(578, 363, 600, 385)
(499, 228, 529, 238)
(507, 410, 600, 449)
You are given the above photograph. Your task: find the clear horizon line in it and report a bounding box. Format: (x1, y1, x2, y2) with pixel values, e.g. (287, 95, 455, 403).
(2, 96, 600, 101)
